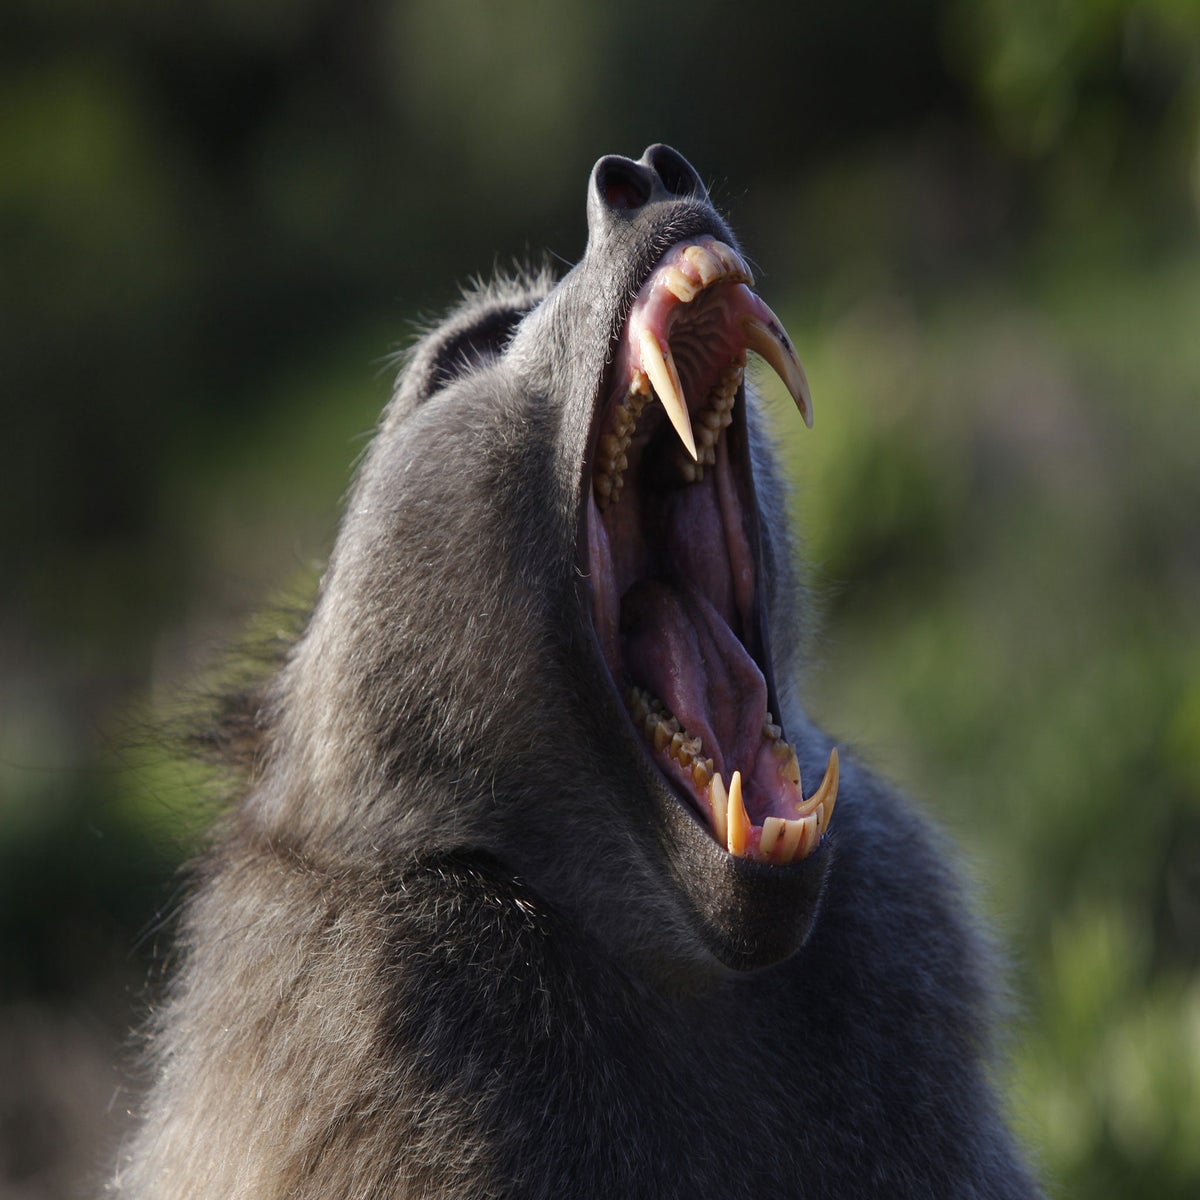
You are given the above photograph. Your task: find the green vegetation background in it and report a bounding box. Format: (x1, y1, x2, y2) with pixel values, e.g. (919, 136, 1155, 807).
(2, 1, 1197, 1195)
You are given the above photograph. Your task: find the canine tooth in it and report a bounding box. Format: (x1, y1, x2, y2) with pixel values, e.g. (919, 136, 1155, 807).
(663, 265, 701, 303)
(797, 747, 839, 827)
(639, 328, 698, 461)
(683, 243, 725, 287)
(710, 773, 729, 845)
(726, 770, 749, 856)
(760, 817, 785, 857)
(740, 310, 813, 428)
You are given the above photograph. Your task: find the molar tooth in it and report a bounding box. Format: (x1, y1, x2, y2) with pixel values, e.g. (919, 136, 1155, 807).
(740, 309, 813, 428)
(639, 328, 698, 461)
(726, 770, 749, 857)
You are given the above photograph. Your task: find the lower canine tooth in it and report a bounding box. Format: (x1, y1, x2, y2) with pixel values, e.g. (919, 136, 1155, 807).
(726, 770, 750, 856)
(796, 747, 839, 827)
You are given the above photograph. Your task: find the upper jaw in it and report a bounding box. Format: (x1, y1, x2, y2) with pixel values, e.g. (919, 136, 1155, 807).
(582, 233, 838, 867)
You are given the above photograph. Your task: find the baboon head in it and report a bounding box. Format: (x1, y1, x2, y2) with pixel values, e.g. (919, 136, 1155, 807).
(274, 145, 835, 978)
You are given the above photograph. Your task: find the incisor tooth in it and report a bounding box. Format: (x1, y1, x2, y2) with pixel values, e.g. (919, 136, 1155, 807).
(740, 311, 813, 428)
(639, 328, 698, 461)
(662, 266, 701, 303)
(710, 240, 752, 282)
(777, 816, 806, 864)
(683, 243, 724, 287)
(760, 816, 785, 857)
(727, 770, 750, 856)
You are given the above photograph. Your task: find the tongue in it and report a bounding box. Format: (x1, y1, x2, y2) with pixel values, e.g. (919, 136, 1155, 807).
(621, 579, 768, 783)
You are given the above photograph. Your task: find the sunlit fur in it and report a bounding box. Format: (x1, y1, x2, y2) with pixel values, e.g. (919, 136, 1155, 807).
(112, 150, 1042, 1198)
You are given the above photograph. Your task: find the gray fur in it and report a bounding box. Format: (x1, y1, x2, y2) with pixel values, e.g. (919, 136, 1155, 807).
(113, 147, 1042, 1198)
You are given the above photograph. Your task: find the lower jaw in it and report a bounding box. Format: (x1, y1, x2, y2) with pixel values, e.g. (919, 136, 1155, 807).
(624, 685, 839, 865)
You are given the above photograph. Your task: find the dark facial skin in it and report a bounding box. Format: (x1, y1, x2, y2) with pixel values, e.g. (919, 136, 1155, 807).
(112, 147, 1043, 1199)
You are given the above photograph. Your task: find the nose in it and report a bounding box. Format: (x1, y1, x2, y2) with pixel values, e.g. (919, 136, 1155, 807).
(587, 144, 708, 234)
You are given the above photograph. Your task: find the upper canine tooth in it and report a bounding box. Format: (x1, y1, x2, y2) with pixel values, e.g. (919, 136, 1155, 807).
(726, 770, 750, 857)
(740, 308, 813, 428)
(639, 328, 698, 461)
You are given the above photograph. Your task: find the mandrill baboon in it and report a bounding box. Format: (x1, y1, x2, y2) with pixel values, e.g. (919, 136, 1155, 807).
(113, 146, 1042, 1198)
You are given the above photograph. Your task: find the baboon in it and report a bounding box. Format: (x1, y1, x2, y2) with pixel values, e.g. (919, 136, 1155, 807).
(114, 146, 1042, 1198)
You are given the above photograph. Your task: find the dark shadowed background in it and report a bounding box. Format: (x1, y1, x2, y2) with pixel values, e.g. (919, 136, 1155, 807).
(2, 1, 1198, 1196)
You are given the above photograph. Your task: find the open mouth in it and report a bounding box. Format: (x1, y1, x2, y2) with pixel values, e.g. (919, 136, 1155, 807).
(585, 237, 839, 865)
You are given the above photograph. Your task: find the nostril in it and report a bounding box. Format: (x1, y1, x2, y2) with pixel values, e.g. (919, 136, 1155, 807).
(643, 144, 706, 200)
(595, 157, 651, 212)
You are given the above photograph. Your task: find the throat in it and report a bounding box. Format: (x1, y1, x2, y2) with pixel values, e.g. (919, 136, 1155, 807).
(621, 577, 769, 803)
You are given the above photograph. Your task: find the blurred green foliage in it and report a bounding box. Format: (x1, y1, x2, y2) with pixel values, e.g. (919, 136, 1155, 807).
(1, 0, 1197, 1196)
